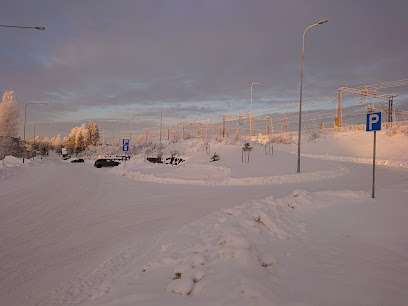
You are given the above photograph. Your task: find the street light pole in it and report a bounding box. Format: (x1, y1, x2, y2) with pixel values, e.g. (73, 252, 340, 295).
(23, 102, 47, 163)
(1, 24, 46, 162)
(250, 82, 262, 139)
(297, 19, 327, 173)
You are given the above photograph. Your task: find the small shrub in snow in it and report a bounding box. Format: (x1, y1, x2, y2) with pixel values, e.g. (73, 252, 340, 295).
(214, 135, 223, 143)
(269, 134, 294, 144)
(183, 132, 195, 140)
(224, 132, 241, 145)
(170, 150, 179, 157)
(308, 130, 320, 142)
(242, 142, 253, 151)
(210, 152, 220, 162)
(387, 125, 407, 136)
(133, 141, 165, 156)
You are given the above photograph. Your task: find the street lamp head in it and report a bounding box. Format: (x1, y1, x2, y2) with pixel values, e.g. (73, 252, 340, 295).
(318, 19, 328, 25)
(35, 26, 45, 30)
(27, 102, 48, 105)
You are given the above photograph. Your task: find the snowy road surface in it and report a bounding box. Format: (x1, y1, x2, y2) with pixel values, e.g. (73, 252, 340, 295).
(1, 148, 407, 305)
(0, 157, 265, 305)
(0, 156, 312, 305)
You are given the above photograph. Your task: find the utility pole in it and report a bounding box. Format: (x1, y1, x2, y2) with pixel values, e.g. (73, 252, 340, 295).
(129, 113, 132, 145)
(266, 117, 270, 136)
(222, 115, 226, 137)
(160, 104, 162, 142)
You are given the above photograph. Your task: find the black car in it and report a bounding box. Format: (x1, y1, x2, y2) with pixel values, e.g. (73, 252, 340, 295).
(94, 159, 120, 168)
(71, 158, 85, 163)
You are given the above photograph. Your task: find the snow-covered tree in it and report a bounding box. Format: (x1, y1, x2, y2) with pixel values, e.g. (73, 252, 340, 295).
(92, 122, 100, 146)
(87, 120, 94, 146)
(78, 123, 88, 146)
(66, 127, 78, 153)
(40, 137, 51, 155)
(33, 136, 41, 150)
(75, 130, 85, 152)
(0, 91, 21, 159)
(87, 120, 100, 146)
(49, 136, 56, 150)
(53, 134, 62, 153)
(0, 91, 20, 138)
(64, 121, 99, 154)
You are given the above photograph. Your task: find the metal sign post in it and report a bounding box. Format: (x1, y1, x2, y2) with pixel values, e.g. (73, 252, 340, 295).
(366, 112, 381, 198)
(123, 139, 129, 169)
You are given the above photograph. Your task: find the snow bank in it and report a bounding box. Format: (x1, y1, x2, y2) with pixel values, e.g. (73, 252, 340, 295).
(139, 190, 369, 305)
(0, 156, 29, 180)
(278, 129, 408, 167)
(300, 153, 408, 168)
(112, 163, 348, 186)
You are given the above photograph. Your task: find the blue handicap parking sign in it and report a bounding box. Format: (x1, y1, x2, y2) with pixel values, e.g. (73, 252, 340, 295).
(366, 112, 381, 131)
(123, 145, 129, 152)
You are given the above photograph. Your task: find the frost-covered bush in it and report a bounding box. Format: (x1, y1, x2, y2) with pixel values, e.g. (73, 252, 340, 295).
(242, 142, 253, 151)
(133, 141, 165, 156)
(0, 137, 23, 160)
(224, 131, 242, 145)
(269, 134, 294, 144)
(308, 130, 320, 142)
(170, 150, 179, 157)
(387, 124, 407, 136)
(214, 135, 223, 143)
(342, 124, 365, 131)
(183, 132, 195, 140)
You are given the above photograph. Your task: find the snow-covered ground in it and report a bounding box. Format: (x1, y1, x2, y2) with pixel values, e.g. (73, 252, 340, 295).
(1, 128, 407, 305)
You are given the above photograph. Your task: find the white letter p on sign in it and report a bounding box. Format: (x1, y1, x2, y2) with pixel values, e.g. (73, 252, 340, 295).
(369, 114, 379, 130)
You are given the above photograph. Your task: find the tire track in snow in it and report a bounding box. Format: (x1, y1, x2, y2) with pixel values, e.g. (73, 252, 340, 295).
(0, 160, 109, 301)
(34, 232, 163, 306)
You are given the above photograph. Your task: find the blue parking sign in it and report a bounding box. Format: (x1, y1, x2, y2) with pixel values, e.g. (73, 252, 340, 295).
(123, 145, 129, 151)
(123, 139, 129, 146)
(366, 112, 381, 131)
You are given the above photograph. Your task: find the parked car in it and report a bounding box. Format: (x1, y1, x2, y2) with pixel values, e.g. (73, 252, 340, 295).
(94, 159, 120, 168)
(71, 158, 85, 163)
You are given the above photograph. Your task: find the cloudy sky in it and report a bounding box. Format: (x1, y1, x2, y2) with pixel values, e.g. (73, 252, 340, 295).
(1, 0, 407, 139)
